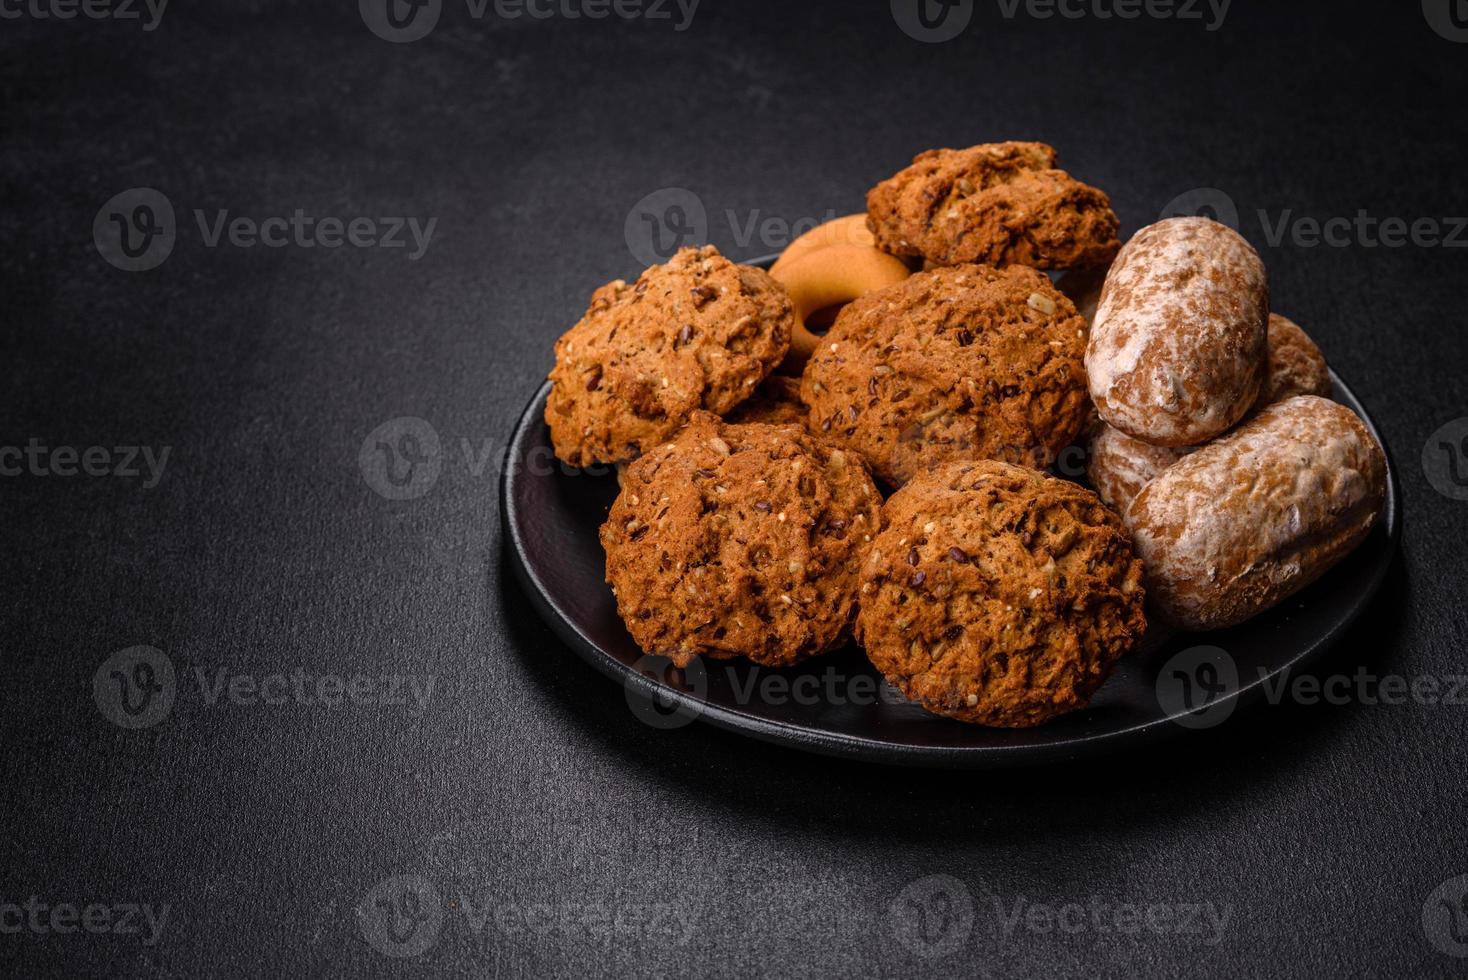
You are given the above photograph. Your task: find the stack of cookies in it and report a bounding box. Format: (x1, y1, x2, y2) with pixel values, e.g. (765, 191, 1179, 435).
(1078, 217, 1386, 632)
(543, 141, 1387, 729)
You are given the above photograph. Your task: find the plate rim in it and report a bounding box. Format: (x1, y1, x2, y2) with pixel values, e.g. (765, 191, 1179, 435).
(501, 263, 1402, 768)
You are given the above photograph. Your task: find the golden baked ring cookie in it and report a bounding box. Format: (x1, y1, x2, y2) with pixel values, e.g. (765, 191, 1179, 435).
(769, 244, 910, 368)
(770, 214, 881, 277)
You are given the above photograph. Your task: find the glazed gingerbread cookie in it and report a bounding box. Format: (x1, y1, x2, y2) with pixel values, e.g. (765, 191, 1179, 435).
(601, 412, 881, 668)
(1127, 396, 1385, 631)
(866, 142, 1120, 271)
(801, 264, 1089, 487)
(857, 460, 1146, 728)
(1258, 313, 1331, 405)
(1086, 312, 1334, 513)
(1085, 423, 1188, 516)
(1087, 217, 1269, 448)
(545, 246, 792, 467)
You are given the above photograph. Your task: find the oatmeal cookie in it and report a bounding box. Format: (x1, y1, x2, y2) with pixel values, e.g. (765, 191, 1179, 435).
(866, 142, 1120, 271)
(724, 374, 807, 427)
(545, 246, 793, 467)
(801, 264, 1089, 487)
(857, 460, 1146, 728)
(601, 412, 881, 667)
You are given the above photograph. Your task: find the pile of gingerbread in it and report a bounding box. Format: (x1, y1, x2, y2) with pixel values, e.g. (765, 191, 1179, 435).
(543, 141, 1387, 728)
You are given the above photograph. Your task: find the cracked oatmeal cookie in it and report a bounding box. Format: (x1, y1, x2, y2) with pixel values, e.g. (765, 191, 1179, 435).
(857, 460, 1146, 728)
(545, 246, 793, 467)
(801, 264, 1089, 487)
(601, 412, 881, 667)
(866, 142, 1120, 271)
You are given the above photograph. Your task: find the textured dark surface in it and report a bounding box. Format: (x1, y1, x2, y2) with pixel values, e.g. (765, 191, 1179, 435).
(2, 1, 1466, 977)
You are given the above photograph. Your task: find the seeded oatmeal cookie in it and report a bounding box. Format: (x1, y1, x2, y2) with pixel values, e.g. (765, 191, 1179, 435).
(857, 460, 1146, 728)
(801, 264, 1089, 487)
(866, 142, 1120, 271)
(601, 412, 881, 667)
(545, 246, 793, 467)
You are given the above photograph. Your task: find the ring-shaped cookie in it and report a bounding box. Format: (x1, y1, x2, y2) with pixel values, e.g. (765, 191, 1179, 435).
(770, 213, 880, 277)
(770, 244, 911, 369)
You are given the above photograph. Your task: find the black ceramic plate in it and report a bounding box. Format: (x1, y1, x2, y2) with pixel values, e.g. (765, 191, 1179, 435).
(502, 263, 1400, 768)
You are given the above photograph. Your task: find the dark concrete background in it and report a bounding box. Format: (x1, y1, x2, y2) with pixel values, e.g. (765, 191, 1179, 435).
(2, 0, 1466, 976)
